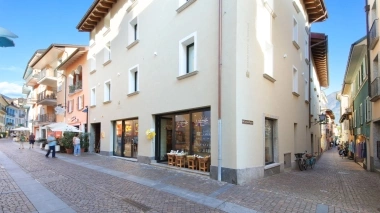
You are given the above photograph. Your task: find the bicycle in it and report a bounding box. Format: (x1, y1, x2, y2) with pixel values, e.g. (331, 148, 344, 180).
(304, 152, 316, 169)
(295, 153, 306, 171)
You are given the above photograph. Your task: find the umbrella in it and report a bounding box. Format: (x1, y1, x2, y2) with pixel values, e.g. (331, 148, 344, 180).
(0, 37, 15, 47)
(50, 124, 82, 132)
(11, 127, 30, 131)
(0, 27, 18, 38)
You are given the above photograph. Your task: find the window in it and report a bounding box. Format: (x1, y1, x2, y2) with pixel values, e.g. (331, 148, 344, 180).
(91, 87, 96, 106)
(366, 97, 371, 122)
(292, 17, 299, 49)
(353, 110, 356, 127)
(129, 65, 139, 94)
(68, 99, 74, 113)
(104, 80, 111, 102)
(179, 32, 197, 76)
(265, 118, 275, 165)
(292, 66, 299, 95)
(305, 37, 309, 63)
(57, 81, 63, 92)
(103, 42, 111, 65)
(127, 17, 139, 48)
(363, 57, 367, 80)
(78, 95, 84, 110)
(360, 103, 363, 125)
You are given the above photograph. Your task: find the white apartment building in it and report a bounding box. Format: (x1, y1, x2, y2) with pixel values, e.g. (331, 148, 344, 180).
(77, 0, 328, 184)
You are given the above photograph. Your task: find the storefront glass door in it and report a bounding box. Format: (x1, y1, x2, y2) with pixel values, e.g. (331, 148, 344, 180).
(113, 119, 138, 158)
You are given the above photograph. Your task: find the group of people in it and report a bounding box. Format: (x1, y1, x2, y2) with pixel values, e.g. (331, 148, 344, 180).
(17, 133, 35, 149)
(45, 132, 81, 158)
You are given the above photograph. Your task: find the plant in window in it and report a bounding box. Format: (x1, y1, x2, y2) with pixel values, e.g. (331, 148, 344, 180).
(69, 85, 75, 93)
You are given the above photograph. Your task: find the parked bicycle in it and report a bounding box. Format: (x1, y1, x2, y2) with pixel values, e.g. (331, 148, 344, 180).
(295, 151, 316, 171)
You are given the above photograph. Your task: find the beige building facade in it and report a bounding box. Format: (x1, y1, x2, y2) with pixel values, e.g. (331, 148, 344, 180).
(77, 0, 328, 184)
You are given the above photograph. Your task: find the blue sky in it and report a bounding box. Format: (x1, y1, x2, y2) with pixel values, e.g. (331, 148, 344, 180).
(0, 0, 366, 98)
(0, 0, 92, 97)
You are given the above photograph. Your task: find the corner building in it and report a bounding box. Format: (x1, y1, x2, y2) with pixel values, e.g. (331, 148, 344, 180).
(78, 0, 328, 184)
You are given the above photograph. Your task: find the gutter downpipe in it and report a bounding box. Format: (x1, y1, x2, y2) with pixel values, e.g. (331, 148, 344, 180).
(218, 0, 222, 181)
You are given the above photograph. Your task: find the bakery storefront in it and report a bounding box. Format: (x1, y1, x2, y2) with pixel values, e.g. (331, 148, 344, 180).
(155, 108, 211, 171)
(114, 119, 138, 158)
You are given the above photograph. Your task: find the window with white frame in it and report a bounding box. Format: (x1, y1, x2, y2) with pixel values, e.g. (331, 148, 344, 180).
(104, 80, 111, 102)
(305, 37, 309, 62)
(78, 95, 84, 110)
(103, 42, 111, 64)
(128, 17, 138, 46)
(360, 103, 363, 125)
(68, 99, 74, 113)
(366, 96, 371, 122)
(292, 17, 299, 49)
(179, 32, 197, 75)
(363, 57, 367, 80)
(129, 65, 139, 94)
(90, 56, 96, 73)
(91, 87, 96, 106)
(353, 110, 356, 127)
(292, 66, 298, 95)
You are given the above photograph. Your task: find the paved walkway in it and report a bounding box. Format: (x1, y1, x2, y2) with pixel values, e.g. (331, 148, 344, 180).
(0, 138, 379, 213)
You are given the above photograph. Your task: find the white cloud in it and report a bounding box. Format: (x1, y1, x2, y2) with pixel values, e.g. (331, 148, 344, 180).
(0, 82, 23, 98)
(0, 66, 22, 72)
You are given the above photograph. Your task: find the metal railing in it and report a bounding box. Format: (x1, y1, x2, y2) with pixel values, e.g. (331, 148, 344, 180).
(369, 19, 379, 50)
(37, 89, 57, 102)
(69, 80, 82, 93)
(371, 77, 380, 101)
(35, 114, 56, 123)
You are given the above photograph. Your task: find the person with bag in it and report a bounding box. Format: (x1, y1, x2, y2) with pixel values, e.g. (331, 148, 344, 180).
(45, 132, 57, 158)
(73, 133, 81, 156)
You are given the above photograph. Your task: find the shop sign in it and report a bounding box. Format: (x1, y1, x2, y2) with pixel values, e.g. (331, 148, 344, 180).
(71, 116, 76, 122)
(242, 119, 253, 125)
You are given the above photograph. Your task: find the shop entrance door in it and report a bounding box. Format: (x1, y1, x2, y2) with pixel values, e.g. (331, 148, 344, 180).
(156, 116, 173, 162)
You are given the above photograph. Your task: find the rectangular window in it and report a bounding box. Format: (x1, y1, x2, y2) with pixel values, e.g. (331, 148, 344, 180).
(366, 97, 371, 122)
(363, 57, 367, 80)
(91, 87, 96, 106)
(186, 43, 194, 73)
(68, 99, 74, 113)
(360, 103, 363, 125)
(128, 17, 139, 46)
(103, 42, 111, 64)
(78, 95, 84, 110)
(292, 17, 299, 49)
(265, 118, 275, 165)
(179, 32, 197, 75)
(134, 23, 138, 41)
(292, 66, 299, 95)
(129, 65, 139, 94)
(104, 80, 111, 102)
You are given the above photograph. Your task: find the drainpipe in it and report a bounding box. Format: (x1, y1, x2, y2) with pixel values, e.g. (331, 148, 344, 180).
(217, 0, 222, 182)
(365, 1, 372, 98)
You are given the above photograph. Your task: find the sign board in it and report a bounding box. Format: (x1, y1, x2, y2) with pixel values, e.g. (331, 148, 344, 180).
(242, 119, 254, 125)
(54, 106, 65, 115)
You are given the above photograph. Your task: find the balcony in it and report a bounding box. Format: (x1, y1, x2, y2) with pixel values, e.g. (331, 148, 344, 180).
(369, 19, 379, 50)
(22, 85, 31, 94)
(37, 89, 57, 106)
(37, 68, 57, 87)
(25, 68, 38, 87)
(68, 80, 83, 95)
(371, 77, 380, 102)
(35, 113, 56, 124)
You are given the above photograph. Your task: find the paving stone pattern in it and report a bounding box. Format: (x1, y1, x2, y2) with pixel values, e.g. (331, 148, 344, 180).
(0, 138, 380, 213)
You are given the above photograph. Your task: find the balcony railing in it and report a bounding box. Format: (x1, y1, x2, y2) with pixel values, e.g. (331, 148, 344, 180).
(369, 19, 379, 50)
(38, 68, 57, 82)
(371, 77, 380, 101)
(69, 80, 82, 94)
(35, 113, 56, 123)
(37, 89, 57, 102)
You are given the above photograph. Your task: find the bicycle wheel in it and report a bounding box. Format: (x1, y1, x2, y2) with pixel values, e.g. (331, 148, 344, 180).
(302, 159, 307, 170)
(297, 159, 304, 171)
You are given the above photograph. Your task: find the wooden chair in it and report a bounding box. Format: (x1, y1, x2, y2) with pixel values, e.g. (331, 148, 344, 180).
(167, 154, 176, 166)
(187, 156, 197, 170)
(198, 157, 210, 172)
(176, 155, 186, 168)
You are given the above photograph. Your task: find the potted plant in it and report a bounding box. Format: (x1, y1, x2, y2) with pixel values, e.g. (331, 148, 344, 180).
(60, 132, 75, 154)
(80, 132, 89, 152)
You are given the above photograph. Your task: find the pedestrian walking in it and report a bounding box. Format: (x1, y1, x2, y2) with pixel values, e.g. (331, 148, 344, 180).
(46, 132, 57, 158)
(29, 133, 35, 149)
(73, 133, 81, 156)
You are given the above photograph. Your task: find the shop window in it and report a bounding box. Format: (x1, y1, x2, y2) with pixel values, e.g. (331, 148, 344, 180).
(104, 80, 111, 102)
(179, 32, 197, 76)
(265, 118, 276, 165)
(90, 87, 96, 106)
(128, 65, 139, 94)
(114, 119, 138, 158)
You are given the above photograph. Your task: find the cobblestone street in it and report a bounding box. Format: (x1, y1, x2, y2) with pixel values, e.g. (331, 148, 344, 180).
(1, 138, 380, 213)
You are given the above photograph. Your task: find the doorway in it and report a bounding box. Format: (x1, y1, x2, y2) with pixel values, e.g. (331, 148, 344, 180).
(92, 123, 101, 153)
